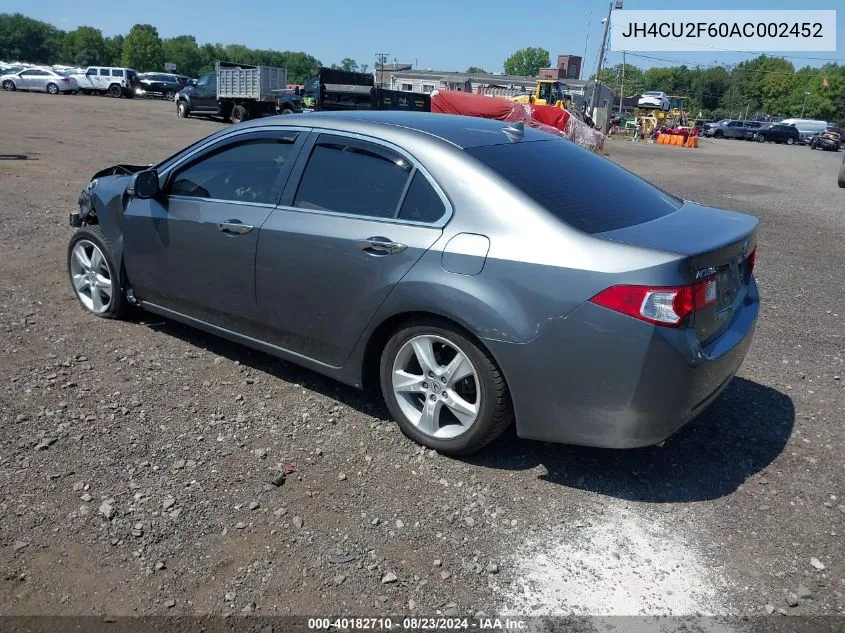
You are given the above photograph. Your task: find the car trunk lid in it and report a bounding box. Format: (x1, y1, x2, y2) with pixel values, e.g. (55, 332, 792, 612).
(598, 202, 758, 343)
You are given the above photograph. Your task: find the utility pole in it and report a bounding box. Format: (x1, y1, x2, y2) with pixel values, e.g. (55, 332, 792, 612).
(800, 91, 810, 117)
(590, 1, 613, 115)
(375, 52, 390, 88)
(618, 50, 625, 116)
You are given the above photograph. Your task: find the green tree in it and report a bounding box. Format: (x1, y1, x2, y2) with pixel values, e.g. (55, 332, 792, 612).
(339, 57, 358, 72)
(162, 35, 202, 77)
(503, 47, 550, 77)
(597, 63, 644, 96)
(61, 26, 105, 66)
(466, 66, 487, 74)
(0, 13, 62, 63)
(122, 24, 164, 71)
(103, 34, 124, 66)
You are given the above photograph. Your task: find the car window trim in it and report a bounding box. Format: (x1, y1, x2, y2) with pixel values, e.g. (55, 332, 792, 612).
(158, 125, 312, 177)
(163, 129, 310, 206)
(279, 129, 452, 228)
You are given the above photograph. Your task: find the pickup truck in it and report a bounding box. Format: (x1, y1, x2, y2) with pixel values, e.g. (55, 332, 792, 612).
(71, 66, 139, 97)
(176, 61, 299, 124)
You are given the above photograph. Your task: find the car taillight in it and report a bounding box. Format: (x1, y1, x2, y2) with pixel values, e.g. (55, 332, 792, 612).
(747, 247, 756, 277)
(590, 278, 718, 328)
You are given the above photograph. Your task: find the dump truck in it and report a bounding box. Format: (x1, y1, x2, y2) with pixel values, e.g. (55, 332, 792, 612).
(300, 67, 431, 112)
(176, 61, 299, 124)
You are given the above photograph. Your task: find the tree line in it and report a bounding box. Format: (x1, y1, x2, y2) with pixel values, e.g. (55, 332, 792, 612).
(0, 13, 321, 84)
(598, 55, 845, 125)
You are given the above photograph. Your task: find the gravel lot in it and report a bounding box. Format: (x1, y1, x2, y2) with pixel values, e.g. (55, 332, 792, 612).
(0, 92, 842, 623)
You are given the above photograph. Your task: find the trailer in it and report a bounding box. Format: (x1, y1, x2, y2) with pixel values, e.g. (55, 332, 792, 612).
(176, 61, 298, 124)
(302, 67, 431, 113)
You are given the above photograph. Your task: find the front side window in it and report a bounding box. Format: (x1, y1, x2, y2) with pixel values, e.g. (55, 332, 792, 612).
(293, 137, 412, 218)
(169, 136, 299, 204)
(86, 68, 98, 76)
(99, 69, 110, 76)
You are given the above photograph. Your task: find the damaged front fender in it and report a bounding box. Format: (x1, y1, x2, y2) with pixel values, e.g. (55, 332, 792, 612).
(90, 164, 152, 179)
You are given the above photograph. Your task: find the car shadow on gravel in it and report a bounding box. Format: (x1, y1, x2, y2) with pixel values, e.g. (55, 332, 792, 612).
(464, 378, 794, 503)
(141, 317, 392, 416)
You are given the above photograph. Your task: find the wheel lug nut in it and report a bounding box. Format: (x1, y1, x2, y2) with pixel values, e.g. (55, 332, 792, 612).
(429, 394, 437, 401)
(428, 371, 434, 378)
(440, 377, 446, 384)
(422, 382, 428, 389)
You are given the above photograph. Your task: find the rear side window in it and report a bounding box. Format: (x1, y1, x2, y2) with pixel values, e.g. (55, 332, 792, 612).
(169, 136, 299, 204)
(112, 69, 124, 77)
(398, 171, 445, 223)
(467, 139, 682, 234)
(293, 136, 412, 218)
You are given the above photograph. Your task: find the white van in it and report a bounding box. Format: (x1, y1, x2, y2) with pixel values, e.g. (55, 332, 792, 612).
(779, 118, 829, 143)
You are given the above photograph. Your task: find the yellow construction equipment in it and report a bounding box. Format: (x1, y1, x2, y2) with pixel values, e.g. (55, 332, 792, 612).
(634, 94, 690, 137)
(512, 79, 574, 110)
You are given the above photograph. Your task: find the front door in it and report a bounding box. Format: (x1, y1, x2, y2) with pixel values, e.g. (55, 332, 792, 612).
(123, 129, 307, 333)
(255, 133, 448, 366)
(194, 74, 218, 111)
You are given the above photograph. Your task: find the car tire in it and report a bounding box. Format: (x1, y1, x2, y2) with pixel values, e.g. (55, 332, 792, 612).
(67, 226, 129, 320)
(46, 82, 59, 95)
(2, 79, 15, 91)
(756, 134, 766, 143)
(176, 101, 190, 118)
(164, 89, 176, 101)
(231, 104, 248, 124)
(281, 107, 294, 115)
(108, 83, 122, 98)
(379, 320, 513, 455)
(714, 130, 724, 138)
(786, 137, 795, 145)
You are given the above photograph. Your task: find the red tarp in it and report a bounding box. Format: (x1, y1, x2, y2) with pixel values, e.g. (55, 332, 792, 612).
(430, 89, 604, 152)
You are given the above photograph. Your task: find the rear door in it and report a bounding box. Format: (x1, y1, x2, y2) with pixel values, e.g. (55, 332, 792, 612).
(123, 128, 308, 334)
(255, 132, 449, 365)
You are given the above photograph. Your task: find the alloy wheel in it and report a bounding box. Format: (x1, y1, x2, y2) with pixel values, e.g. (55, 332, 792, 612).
(70, 240, 113, 314)
(391, 334, 480, 439)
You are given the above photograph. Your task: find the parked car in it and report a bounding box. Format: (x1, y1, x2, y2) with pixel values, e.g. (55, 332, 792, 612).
(71, 66, 139, 97)
(0, 67, 78, 94)
(808, 125, 841, 151)
(637, 91, 670, 111)
(741, 121, 765, 140)
(136, 72, 184, 100)
(780, 118, 829, 145)
(66, 112, 759, 454)
(754, 123, 800, 145)
(703, 120, 748, 139)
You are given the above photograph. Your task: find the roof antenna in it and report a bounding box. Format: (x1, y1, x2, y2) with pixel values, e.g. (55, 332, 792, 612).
(502, 120, 524, 142)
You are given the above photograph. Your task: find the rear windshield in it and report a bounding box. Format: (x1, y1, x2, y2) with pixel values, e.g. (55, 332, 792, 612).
(466, 139, 682, 234)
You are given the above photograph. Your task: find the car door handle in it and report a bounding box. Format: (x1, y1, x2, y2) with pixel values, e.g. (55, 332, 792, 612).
(218, 220, 254, 235)
(357, 237, 407, 255)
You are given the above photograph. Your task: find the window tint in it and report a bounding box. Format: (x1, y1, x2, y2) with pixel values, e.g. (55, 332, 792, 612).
(293, 137, 411, 218)
(99, 69, 110, 76)
(170, 136, 299, 204)
(467, 139, 682, 234)
(398, 171, 446, 223)
(112, 69, 124, 77)
(86, 68, 98, 76)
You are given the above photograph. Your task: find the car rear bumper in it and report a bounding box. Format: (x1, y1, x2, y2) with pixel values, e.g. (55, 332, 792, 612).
(485, 279, 760, 448)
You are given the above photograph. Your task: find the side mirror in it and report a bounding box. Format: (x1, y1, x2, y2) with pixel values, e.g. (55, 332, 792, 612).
(130, 170, 160, 199)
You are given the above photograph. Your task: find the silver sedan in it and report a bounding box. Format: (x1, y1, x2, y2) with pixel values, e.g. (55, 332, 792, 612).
(1, 68, 78, 94)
